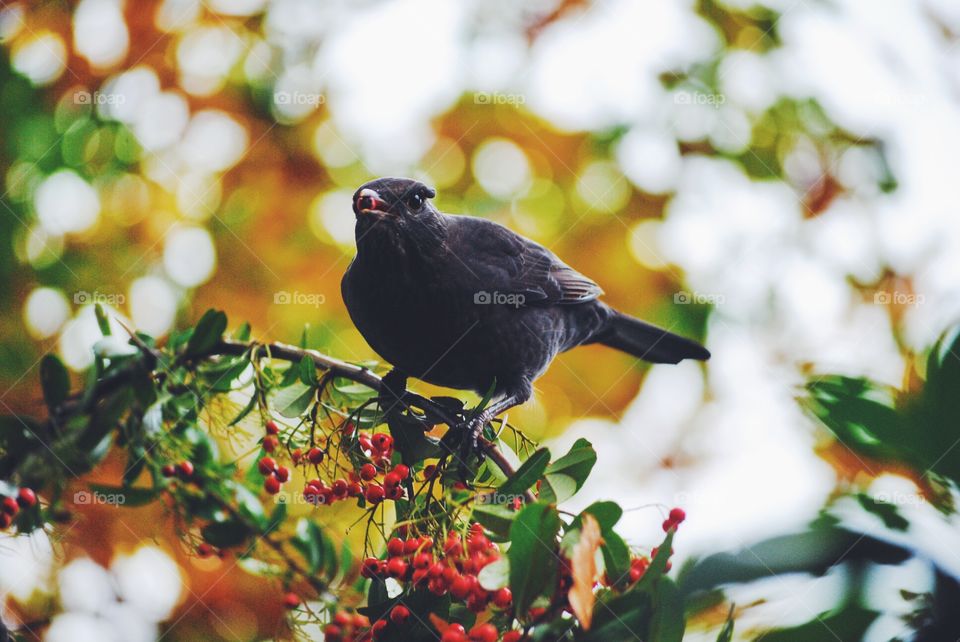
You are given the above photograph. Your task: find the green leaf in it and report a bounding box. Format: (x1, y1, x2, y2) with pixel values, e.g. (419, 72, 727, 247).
(498, 448, 550, 500)
(185, 309, 227, 357)
(298, 356, 318, 386)
(94, 303, 111, 336)
(478, 557, 510, 590)
(575, 501, 623, 532)
(758, 606, 877, 642)
(233, 322, 251, 341)
(273, 382, 315, 418)
(234, 484, 268, 531)
(472, 503, 517, 539)
(201, 519, 251, 549)
(647, 577, 685, 642)
(637, 529, 674, 593)
(509, 502, 561, 615)
(579, 590, 653, 642)
(292, 518, 325, 573)
(40, 355, 70, 410)
(547, 439, 596, 483)
(601, 530, 632, 588)
(539, 473, 578, 504)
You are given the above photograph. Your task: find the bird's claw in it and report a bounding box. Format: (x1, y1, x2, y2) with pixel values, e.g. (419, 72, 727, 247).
(457, 416, 487, 463)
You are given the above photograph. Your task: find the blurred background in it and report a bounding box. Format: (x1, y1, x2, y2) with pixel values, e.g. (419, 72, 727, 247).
(2, 0, 960, 640)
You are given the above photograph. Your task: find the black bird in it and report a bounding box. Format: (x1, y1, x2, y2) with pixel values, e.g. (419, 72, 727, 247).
(341, 177, 709, 451)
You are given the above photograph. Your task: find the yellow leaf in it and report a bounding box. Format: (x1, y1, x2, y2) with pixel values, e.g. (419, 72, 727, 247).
(569, 513, 603, 630)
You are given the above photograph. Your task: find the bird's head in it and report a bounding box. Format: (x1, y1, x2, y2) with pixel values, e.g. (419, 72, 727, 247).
(352, 177, 445, 251)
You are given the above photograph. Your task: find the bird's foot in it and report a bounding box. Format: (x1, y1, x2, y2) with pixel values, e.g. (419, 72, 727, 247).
(457, 415, 488, 463)
(377, 370, 408, 414)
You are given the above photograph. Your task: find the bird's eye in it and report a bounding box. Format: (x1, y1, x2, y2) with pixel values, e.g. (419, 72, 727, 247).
(406, 193, 424, 210)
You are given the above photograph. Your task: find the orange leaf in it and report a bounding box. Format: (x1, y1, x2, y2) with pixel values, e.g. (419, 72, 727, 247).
(568, 513, 603, 630)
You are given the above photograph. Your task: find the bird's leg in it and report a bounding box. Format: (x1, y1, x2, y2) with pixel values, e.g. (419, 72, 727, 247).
(458, 383, 531, 461)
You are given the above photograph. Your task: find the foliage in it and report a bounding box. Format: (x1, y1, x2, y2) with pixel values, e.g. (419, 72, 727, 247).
(0, 308, 693, 641)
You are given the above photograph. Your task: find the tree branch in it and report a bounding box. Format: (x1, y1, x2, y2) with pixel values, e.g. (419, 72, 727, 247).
(213, 339, 534, 503)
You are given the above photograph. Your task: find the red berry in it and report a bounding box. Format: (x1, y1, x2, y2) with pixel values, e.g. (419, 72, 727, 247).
(365, 484, 385, 504)
(389, 605, 410, 625)
(161, 464, 176, 478)
(442, 624, 467, 642)
(492, 587, 512, 609)
(392, 464, 410, 480)
(361, 558, 381, 578)
(372, 619, 387, 637)
(353, 613, 370, 628)
(331, 479, 348, 498)
(276, 466, 290, 482)
(450, 575, 473, 600)
(324, 624, 343, 641)
(387, 538, 405, 557)
(265, 420, 280, 435)
(371, 433, 393, 452)
(360, 463, 377, 481)
(348, 482, 363, 497)
(258, 457, 277, 475)
(263, 435, 279, 453)
(662, 519, 674, 532)
(291, 449, 303, 464)
(282, 592, 300, 609)
(502, 633, 523, 642)
(669, 507, 686, 523)
(0, 513, 11, 529)
(467, 534, 489, 554)
(429, 562, 445, 579)
(264, 476, 281, 494)
(387, 485, 404, 500)
(413, 552, 432, 569)
(333, 611, 352, 627)
(384, 472, 402, 487)
(341, 422, 356, 436)
(1, 497, 19, 516)
(469, 623, 498, 642)
(197, 542, 214, 558)
(428, 577, 447, 595)
(386, 557, 408, 578)
(16, 488, 37, 508)
(177, 460, 194, 478)
(307, 447, 325, 464)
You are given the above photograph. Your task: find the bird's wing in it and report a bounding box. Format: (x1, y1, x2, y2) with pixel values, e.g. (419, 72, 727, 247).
(446, 215, 604, 305)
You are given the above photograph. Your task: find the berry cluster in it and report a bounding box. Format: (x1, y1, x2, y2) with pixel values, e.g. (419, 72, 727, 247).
(323, 610, 372, 642)
(258, 456, 291, 495)
(161, 460, 196, 480)
(357, 524, 521, 640)
(661, 507, 686, 532)
(0, 487, 37, 529)
(302, 432, 410, 507)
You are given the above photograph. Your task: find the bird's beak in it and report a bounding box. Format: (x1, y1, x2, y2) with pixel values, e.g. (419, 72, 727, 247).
(355, 188, 391, 216)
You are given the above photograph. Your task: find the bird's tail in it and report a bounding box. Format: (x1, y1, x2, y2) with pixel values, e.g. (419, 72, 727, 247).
(593, 310, 710, 364)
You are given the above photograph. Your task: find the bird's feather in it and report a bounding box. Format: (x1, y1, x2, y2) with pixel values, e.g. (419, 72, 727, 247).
(445, 215, 603, 305)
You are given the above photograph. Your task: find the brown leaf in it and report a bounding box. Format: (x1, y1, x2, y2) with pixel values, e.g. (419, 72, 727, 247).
(568, 513, 604, 630)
